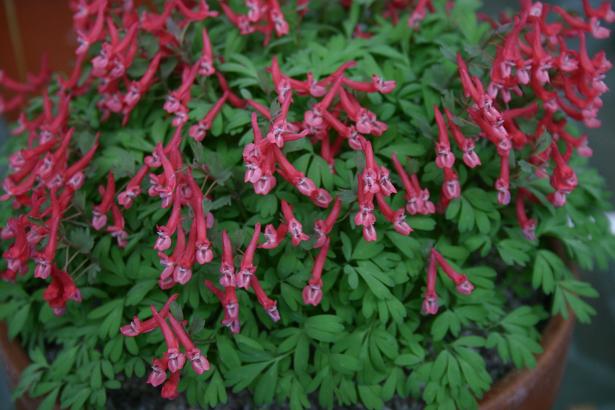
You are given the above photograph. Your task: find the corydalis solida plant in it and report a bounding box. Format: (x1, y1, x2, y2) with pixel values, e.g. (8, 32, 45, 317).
(0, 0, 614, 408)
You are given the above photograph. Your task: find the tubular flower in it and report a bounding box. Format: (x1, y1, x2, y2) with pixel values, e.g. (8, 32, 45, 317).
(302, 238, 330, 306)
(151, 306, 186, 373)
(281, 201, 309, 246)
(236, 224, 262, 289)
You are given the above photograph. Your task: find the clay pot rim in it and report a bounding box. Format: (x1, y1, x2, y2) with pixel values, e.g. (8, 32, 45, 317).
(479, 313, 574, 409)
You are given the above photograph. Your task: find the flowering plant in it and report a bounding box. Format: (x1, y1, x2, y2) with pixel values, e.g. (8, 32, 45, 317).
(1, 0, 615, 409)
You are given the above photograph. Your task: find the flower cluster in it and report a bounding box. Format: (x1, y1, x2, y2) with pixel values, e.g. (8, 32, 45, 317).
(465, 0, 614, 238)
(120, 294, 210, 398)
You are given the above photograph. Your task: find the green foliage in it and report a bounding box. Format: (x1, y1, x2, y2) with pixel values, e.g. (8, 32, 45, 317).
(1, 1, 614, 409)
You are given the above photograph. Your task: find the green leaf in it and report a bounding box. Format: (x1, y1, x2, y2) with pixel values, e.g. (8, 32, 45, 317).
(125, 280, 157, 306)
(304, 315, 345, 342)
(8, 304, 30, 339)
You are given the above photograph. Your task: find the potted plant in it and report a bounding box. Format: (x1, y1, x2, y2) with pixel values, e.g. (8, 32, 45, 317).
(1, 0, 614, 409)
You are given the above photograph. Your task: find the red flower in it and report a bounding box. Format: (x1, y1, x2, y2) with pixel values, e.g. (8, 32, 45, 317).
(220, 230, 236, 286)
(189, 92, 228, 142)
(168, 315, 210, 375)
(259, 223, 288, 249)
(151, 306, 186, 373)
(422, 250, 439, 315)
(313, 197, 341, 248)
(236, 224, 262, 289)
(432, 249, 474, 295)
(92, 172, 116, 230)
(121, 294, 179, 337)
(43, 267, 81, 316)
(281, 201, 309, 246)
(250, 275, 280, 321)
(302, 239, 330, 306)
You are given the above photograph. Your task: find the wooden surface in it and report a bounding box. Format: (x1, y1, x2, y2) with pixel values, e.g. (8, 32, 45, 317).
(0, 0, 75, 81)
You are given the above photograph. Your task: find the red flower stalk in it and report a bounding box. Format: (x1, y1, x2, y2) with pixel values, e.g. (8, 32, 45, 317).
(281, 201, 309, 246)
(155, 191, 182, 252)
(274, 147, 316, 196)
(204, 280, 240, 333)
(495, 155, 511, 205)
(118, 165, 149, 208)
(443, 108, 481, 168)
(92, 172, 116, 230)
(302, 238, 330, 306)
(408, 0, 433, 28)
(164, 63, 198, 114)
(313, 197, 342, 248)
(174, 223, 196, 285)
(168, 315, 210, 375)
(422, 250, 439, 315)
(441, 167, 461, 201)
(390, 153, 433, 215)
(342, 75, 396, 94)
(360, 140, 380, 195)
(356, 177, 378, 242)
(249, 275, 280, 321)
(375, 193, 413, 236)
(322, 109, 365, 151)
(434, 106, 455, 169)
(259, 223, 288, 249)
(175, 0, 218, 22)
(159, 225, 185, 289)
(34, 193, 61, 279)
(187, 171, 214, 265)
(152, 143, 177, 208)
(339, 89, 387, 136)
(121, 294, 179, 337)
(197, 28, 216, 76)
(189, 92, 229, 142)
(107, 203, 128, 248)
(516, 190, 537, 241)
(432, 249, 474, 295)
(151, 306, 186, 373)
(220, 230, 236, 287)
(236, 224, 262, 289)
(64, 136, 99, 191)
(548, 142, 578, 207)
(220, 1, 255, 35)
(75, 1, 106, 55)
(124, 52, 163, 110)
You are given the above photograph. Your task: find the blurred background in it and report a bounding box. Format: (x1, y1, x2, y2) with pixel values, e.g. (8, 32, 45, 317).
(0, 1, 614, 410)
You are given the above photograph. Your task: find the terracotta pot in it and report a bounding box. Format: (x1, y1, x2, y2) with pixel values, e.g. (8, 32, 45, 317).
(480, 315, 575, 410)
(1, 315, 574, 410)
(0, 323, 42, 410)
